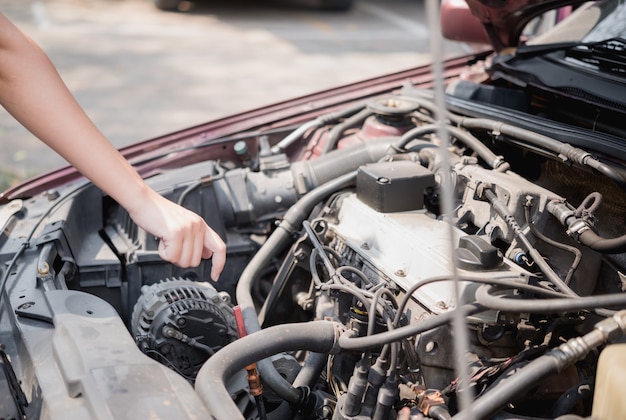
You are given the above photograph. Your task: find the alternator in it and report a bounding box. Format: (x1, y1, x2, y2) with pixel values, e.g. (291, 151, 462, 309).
(131, 278, 237, 379)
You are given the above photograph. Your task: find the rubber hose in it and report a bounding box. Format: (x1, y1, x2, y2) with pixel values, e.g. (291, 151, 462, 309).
(290, 137, 394, 193)
(460, 118, 625, 188)
(321, 108, 374, 154)
(394, 123, 439, 149)
(454, 355, 562, 419)
(483, 189, 578, 297)
(475, 284, 626, 313)
(395, 124, 506, 170)
(195, 321, 339, 420)
(272, 102, 367, 154)
(492, 412, 586, 420)
(550, 378, 593, 418)
(338, 303, 484, 350)
(452, 311, 626, 419)
(292, 352, 328, 388)
(235, 172, 357, 403)
(578, 229, 626, 254)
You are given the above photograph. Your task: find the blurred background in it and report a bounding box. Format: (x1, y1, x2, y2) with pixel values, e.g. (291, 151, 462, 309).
(0, 0, 466, 188)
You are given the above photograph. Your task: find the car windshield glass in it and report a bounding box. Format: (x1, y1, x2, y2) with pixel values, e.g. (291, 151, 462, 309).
(513, 1, 626, 64)
(582, 0, 626, 42)
(523, 0, 625, 48)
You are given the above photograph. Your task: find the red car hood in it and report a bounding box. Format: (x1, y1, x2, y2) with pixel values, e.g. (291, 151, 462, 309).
(464, 0, 589, 50)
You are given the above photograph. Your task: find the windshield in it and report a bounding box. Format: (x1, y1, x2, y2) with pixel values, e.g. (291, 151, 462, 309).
(527, 0, 626, 46)
(583, 0, 626, 42)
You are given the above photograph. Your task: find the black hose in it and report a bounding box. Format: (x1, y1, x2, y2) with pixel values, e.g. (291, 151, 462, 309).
(394, 124, 508, 170)
(394, 123, 439, 150)
(195, 321, 340, 420)
(393, 275, 565, 328)
(429, 405, 453, 420)
(321, 108, 374, 154)
(491, 412, 586, 420)
(547, 198, 626, 255)
(550, 378, 593, 418)
(578, 229, 626, 254)
(459, 118, 626, 189)
(338, 303, 484, 350)
(452, 311, 626, 419)
(292, 352, 328, 389)
(524, 204, 582, 284)
(475, 284, 626, 313)
(235, 172, 357, 403)
(446, 125, 508, 170)
(271, 102, 367, 154)
(482, 188, 578, 297)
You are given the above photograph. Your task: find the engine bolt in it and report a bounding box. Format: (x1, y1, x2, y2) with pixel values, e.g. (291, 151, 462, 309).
(45, 189, 60, 201)
(395, 269, 406, 277)
(18, 302, 34, 310)
(294, 250, 306, 260)
(176, 317, 187, 327)
(37, 262, 50, 276)
(377, 177, 390, 184)
(424, 341, 437, 353)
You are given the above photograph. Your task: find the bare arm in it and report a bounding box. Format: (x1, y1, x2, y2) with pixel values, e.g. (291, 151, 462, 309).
(0, 14, 226, 278)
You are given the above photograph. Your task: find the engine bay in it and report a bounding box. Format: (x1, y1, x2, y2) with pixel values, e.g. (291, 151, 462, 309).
(1, 72, 626, 419)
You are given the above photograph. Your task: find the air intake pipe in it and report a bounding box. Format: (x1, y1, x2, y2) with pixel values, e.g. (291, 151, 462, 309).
(211, 137, 397, 227)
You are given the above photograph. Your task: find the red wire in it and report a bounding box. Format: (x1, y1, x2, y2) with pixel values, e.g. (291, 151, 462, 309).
(233, 305, 247, 338)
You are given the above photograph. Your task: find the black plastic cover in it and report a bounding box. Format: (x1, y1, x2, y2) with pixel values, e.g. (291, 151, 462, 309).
(456, 235, 503, 270)
(356, 161, 435, 213)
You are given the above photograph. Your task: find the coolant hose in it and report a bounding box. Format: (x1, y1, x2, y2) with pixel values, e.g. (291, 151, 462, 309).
(394, 124, 508, 170)
(338, 303, 484, 350)
(459, 118, 626, 188)
(475, 284, 626, 313)
(271, 102, 367, 154)
(546, 199, 626, 255)
(321, 108, 374, 154)
(578, 229, 626, 254)
(292, 352, 328, 388)
(452, 311, 626, 419)
(196, 321, 340, 420)
(235, 172, 357, 404)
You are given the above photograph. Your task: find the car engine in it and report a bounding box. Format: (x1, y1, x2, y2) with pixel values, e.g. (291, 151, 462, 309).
(1, 71, 625, 419)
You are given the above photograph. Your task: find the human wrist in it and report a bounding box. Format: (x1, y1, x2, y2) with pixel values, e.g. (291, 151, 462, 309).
(116, 179, 158, 219)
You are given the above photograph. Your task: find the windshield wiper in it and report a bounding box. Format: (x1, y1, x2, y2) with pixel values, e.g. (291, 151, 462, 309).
(566, 38, 626, 74)
(514, 38, 626, 74)
(514, 41, 582, 58)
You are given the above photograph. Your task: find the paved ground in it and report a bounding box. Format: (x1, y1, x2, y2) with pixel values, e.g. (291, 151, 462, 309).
(0, 0, 466, 182)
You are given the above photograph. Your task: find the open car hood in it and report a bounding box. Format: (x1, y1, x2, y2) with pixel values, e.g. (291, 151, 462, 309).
(2, 5, 626, 420)
(464, 0, 589, 50)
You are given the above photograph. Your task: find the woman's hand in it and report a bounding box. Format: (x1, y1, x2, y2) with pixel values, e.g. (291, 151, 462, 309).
(0, 13, 227, 280)
(127, 187, 226, 280)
